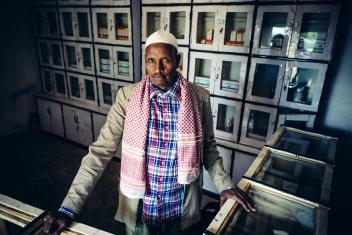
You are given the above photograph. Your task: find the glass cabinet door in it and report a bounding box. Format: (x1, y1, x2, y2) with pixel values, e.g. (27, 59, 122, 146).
(253, 5, 296, 56)
(280, 61, 327, 112)
(218, 5, 254, 53)
(189, 51, 215, 93)
(46, 9, 60, 38)
(95, 45, 114, 78)
(288, 5, 339, 61)
(213, 97, 242, 142)
(33, 10, 46, 37)
(240, 103, 277, 147)
(111, 8, 132, 45)
(60, 9, 75, 40)
(142, 7, 164, 42)
(78, 43, 94, 74)
(113, 46, 133, 81)
(83, 76, 97, 103)
(68, 73, 81, 101)
(177, 46, 189, 79)
(76, 9, 91, 41)
(164, 6, 191, 45)
(191, 6, 221, 51)
(50, 42, 64, 69)
(214, 54, 247, 99)
(277, 113, 316, 131)
(58, 0, 89, 5)
(246, 58, 285, 105)
(98, 79, 129, 109)
(41, 69, 54, 95)
(63, 43, 79, 71)
(53, 72, 67, 97)
(37, 41, 50, 66)
(282, 62, 327, 111)
(92, 8, 112, 43)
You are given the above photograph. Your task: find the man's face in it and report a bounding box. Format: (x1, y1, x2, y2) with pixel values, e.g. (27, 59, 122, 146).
(145, 43, 180, 91)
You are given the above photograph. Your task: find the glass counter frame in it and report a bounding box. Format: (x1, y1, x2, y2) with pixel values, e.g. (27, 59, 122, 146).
(244, 147, 333, 205)
(205, 178, 329, 235)
(266, 126, 337, 164)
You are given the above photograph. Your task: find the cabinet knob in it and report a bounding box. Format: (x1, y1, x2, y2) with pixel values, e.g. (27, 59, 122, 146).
(293, 22, 300, 29)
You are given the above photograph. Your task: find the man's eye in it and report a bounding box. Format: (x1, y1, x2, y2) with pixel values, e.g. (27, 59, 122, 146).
(147, 59, 154, 64)
(162, 58, 170, 64)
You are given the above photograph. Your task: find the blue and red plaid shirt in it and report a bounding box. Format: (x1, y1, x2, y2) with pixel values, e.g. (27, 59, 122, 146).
(142, 80, 184, 226)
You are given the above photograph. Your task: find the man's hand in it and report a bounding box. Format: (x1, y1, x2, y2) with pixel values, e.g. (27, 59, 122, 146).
(220, 187, 256, 213)
(43, 211, 73, 235)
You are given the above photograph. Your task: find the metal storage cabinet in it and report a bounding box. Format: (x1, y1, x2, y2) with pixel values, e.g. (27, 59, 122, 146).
(37, 98, 64, 138)
(62, 105, 93, 147)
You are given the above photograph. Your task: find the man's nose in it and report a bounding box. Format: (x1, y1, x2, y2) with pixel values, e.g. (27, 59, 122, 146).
(155, 60, 163, 73)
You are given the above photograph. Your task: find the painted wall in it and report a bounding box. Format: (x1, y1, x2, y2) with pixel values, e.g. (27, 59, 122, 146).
(315, 0, 352, 234)
(0, 1, 40, 135)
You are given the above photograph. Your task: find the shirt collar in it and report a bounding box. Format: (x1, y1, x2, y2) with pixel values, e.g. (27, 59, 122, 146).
(149, 78, 180, 100)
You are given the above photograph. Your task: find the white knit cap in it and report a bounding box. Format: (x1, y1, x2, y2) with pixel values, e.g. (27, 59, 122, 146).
(145, 29, 178, 50)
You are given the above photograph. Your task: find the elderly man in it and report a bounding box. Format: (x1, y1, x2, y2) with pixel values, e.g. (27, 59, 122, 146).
(44, 30, 255, 235)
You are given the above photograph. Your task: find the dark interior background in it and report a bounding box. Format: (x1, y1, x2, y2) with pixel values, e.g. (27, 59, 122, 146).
(1, 0, 351, 234)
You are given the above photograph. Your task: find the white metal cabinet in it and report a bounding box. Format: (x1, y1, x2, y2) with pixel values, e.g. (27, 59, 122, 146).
(63, 42, 95, 74)
(142, 0, 191, 3)
(142, 6, 191, 45)
(213, 54, 247, 99)
(92, 0, 130, 5)
(189, 51, 216, 92)
(59, 8, 92, 41)
(41, 69, 54, 95)
(36, 40, 64, 69)
(232, 151, 256, 185)
(277, 113, 316, 131)
(246, 58, 285, 105)
(58, 0, 89, 5)
(191, 6, 222, 51)
(279, 61, 327, 112)
(218, 5, 254, 53)
(37, 98, 64, 137)
(98, 79, 129, 109)
(67, 73, 98, 105)
(288, 5, 340, 60)
(63, 105, 93, 146)
(203, 146, 232, 194)
(253, 5, 296, 57)
(213, 97, 242, 142)
(32, 9, 60, 38)
(95, 44, 133, 81)
(240, 103, 277, 148)
(92, 8, 132, 45)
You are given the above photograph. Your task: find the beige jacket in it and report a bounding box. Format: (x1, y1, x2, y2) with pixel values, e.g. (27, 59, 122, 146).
(61, 81, 232, 231)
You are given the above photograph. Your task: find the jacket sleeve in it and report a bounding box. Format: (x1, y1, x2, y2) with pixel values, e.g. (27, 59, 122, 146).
(61, 88, 128, 214)
(202, 93, 233, 193)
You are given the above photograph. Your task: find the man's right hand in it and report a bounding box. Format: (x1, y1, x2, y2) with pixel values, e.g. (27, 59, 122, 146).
(43, 211, 73, 235)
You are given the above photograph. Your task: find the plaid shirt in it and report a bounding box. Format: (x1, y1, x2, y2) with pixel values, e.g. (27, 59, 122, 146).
(142, 80, 184, 226)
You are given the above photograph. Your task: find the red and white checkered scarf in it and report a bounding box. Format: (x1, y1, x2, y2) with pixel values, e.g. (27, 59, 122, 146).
(120, 73, 203, 198)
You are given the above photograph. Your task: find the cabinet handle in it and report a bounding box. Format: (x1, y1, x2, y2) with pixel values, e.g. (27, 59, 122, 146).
(220, 27, 223, 34)
(293, 22, 300, 29)
(46, 107, 52, 116)
(74, 114, 79, 124)
(164, 24, 168, 30)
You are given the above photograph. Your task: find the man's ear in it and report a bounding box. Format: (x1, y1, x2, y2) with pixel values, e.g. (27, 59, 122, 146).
(176, 53, 181, 67)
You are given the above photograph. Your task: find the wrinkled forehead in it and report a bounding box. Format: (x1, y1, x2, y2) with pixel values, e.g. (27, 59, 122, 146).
(145, 43, 178, 58)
